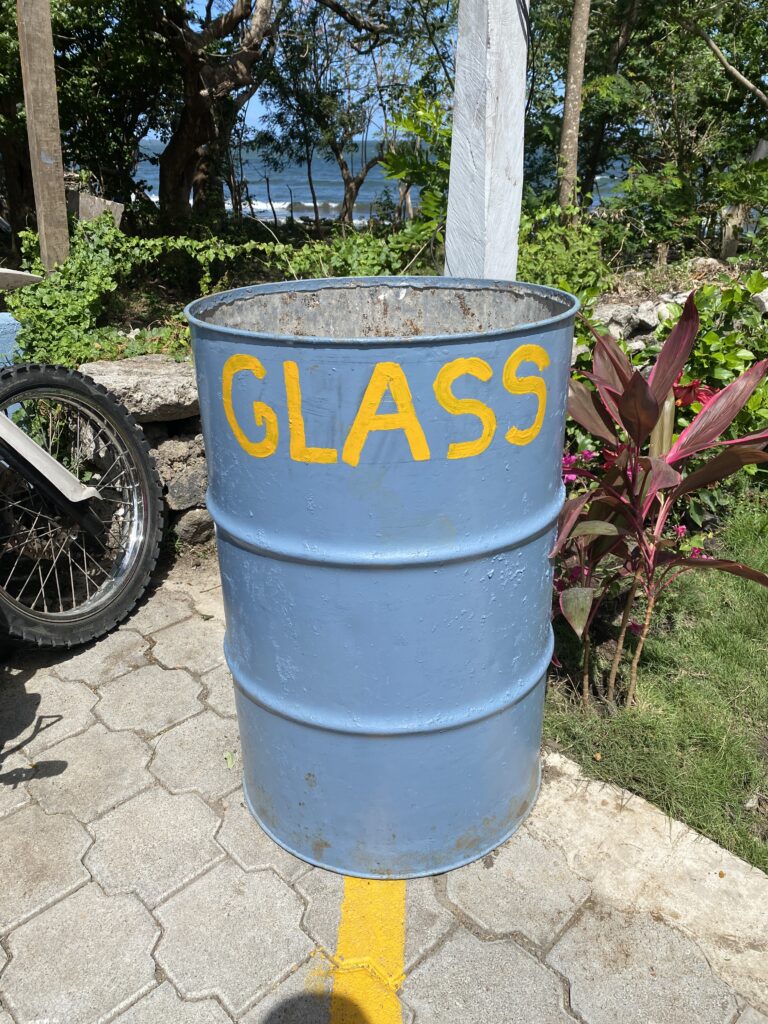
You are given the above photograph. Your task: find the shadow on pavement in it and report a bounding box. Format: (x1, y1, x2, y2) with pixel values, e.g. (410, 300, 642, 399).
(260, 992, 373, 1023)
(0, 637, 67, 784)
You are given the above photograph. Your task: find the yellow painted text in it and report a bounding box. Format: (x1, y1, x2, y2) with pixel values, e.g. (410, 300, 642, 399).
(341, 361, 431, 467)
(503, 344, 550, 446)
(433, 357, 497, 459)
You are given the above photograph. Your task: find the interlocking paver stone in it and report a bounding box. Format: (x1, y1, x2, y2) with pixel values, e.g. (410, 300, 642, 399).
(1, 885, 158, 1024)
(193, 584, 225, 622)
(97, 665, 202, 735)
(241, 958, 334, 1023)
(202, 663, 237, 718)
(155, 859, 313, 1016)
(124, 589, 193, 636)
(217, 794, 308, 880)
(54, 629, 150, 684)
(297, 870, 454, 971)
(548, 904, 737, 1024)
(737, 1009, 768, 1024)
(636, 831, 768, 1011)
(402, 927, 575, 1024)
(1, 675, 97, 757)
(0, 805, 90, 932)
(115, 982, 231, 1023)
(0, 750, 32, 818)
(85, 789, 224, 906)
(447, 828, 590, 946)
(530, 755, 689, 909)
(28, 723, 151, 821)
(151, 711, 240, 801)
(152, 617, 226, 675)
(533, 755, 768, 1011)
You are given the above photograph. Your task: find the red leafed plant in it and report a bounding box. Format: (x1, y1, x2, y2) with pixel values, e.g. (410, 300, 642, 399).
(554, 292, 768, 707)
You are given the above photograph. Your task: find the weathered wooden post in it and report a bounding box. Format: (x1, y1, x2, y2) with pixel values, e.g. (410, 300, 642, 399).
(16, 0, 70, 269)
(445, 0, 531, 280)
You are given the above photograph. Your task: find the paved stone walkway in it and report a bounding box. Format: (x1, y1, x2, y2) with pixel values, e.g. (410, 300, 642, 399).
(0, 554, 766, 1024)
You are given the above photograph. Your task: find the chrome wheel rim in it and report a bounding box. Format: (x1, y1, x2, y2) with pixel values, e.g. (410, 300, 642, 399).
(0, 388, 146, 620)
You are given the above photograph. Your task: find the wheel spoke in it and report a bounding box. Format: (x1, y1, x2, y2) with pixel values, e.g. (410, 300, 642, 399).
(0, 384, 146, 618)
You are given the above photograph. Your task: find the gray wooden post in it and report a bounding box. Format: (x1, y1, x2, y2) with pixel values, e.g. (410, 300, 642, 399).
(17, 0, 70, 269)
(444, 0, 530, 280)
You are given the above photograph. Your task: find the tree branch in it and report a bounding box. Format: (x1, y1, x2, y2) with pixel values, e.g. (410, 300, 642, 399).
(689, 22, 768, 111)
(313, 0, 389, 37)
(200, 0, 253, 43)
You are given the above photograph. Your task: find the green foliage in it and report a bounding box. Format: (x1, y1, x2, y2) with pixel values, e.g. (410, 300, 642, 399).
(3, 216, 276, 365)
(654, 272, 768, 440)
(0, 0, 175, 205)
(381, 91, 452, 232)
(517, 198, 614, 298)
(259, 221, 438, 279)
(546, 494, 768, 872)
(2, 215, 440, 366)
(599, 163, 701, 263)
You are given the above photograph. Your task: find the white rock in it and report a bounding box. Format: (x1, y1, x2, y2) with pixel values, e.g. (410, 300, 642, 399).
(79, 355, 198, 423)
(634, 300, 661, 331)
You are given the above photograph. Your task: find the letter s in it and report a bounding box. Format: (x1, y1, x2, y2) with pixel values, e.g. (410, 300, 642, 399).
(433, 357, 496, 459)
(503, 344, 550, 446)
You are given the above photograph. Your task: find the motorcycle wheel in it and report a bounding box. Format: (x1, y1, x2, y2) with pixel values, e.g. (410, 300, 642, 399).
(0, 363, 164, 646)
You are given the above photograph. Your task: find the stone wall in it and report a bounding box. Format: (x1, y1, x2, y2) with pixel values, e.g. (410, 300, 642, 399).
(78, 355, 213, 545)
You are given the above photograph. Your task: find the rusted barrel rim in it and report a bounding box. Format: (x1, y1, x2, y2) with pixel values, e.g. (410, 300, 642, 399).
(184, 275, 580, 347)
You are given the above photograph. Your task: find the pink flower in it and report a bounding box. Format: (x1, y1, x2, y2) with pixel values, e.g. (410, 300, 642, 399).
(673, 372, 717, 409)
(690, 546, 704, 558)
(674, 525, 687, 538)
(580, 449, 597, 461)
(562, 454, 579, 484)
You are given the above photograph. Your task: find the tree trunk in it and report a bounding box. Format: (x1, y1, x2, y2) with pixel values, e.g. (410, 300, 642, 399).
(158, 63, 216, 223)
(580, 0, 642, 200)
(720, 138, 768, 259)
(305, 143, 320, 233)
(339, 173, 359, 225)
(193, 152, 227, 219)
(557, 0, 592, 211)
(332, 148, 380, 226)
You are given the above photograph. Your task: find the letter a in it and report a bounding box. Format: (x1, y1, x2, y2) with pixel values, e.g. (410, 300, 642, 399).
(342, 362, 430, 467)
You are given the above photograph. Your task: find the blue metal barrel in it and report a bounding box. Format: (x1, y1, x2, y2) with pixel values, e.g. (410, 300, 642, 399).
(186, 277, 578, 878)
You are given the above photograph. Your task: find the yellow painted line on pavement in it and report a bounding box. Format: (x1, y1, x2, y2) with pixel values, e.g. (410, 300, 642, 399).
(328, 876, 407, 1024)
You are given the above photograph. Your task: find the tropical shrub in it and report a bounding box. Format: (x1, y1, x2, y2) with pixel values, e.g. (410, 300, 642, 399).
(4, 215, 280, 365)
(517, 197, 614, 299)
(260, 221, 439, 280)
(555, 294, 768, 707)
(380, 91, 452, 234)
(654, 272, 768, 439)
(3, 214, 439, 366)
(597, 163, 701, 265)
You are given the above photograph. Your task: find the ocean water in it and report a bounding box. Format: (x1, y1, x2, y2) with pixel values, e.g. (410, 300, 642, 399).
(136, 138, 410, 225)
(135, 138, 622, 224)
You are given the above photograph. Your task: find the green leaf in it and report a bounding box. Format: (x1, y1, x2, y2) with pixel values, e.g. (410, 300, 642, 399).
(745, 271, 768, 295)
(570, 521, 621, 539)
(560, 587, 595, 639)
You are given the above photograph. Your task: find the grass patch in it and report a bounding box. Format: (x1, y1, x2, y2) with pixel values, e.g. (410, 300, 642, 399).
(545, 493, 768, 871)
